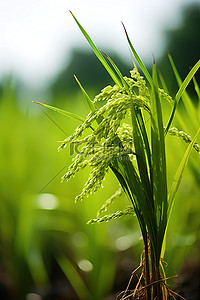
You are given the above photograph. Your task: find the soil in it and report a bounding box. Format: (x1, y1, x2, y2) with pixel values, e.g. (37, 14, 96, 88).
(170, 260, 200, 300)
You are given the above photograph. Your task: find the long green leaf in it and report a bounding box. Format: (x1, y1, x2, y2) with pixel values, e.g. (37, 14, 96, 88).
(193, 76, 200, 101)
(151, 62, 168, 261)
(161, 128, 200, 258)
(113, 156, 157, 253)
(136, 110, 152, 170)
(74, 76, 96, 113)
(122, 22, 153, 86)
(158, 70, 169, 94)
(70, 11, 122, 87)
(168, 128, 200, 217)
(101, 51, 129, 89)
(131, 106, 152, 203)
(33, 101, 85, 123)
(168, 54, 198, 123)
(165, 59, 200, 133)
(56, 251, 93, 300)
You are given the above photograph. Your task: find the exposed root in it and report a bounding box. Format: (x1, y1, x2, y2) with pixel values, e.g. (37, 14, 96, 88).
(116, 264, 186, 300)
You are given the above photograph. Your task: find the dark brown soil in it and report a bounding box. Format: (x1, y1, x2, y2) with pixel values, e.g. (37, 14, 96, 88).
(170, 260, 200, 300)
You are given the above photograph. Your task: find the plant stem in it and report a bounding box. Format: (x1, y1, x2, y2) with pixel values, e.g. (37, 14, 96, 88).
(151, 248, 163, 300)
(143, 232, 151, 300)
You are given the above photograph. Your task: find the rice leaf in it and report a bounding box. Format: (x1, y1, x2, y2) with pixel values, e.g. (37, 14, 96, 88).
(165, 58, 200, 133)
(161, 128, 200, 258)
(33, 101, 85, 123)
(136, 111, 152, 169)
(151, 63, 167, 205)
(193, 76, 200, 101)
(74, 75, 96, 113)
(158, 70, 170, 94)
(168, 54, 198, 122)
(112, 158, 157, 250)
(130, 106, 152, 202)
(168, 128, 200, 218)
(122, 22, 153, 86)
(56, 251, 93, 300)
(151, 62, 168, 261)
(175, 59, 200, 102)
(70, 11, 122, 87)
(101, 51, 129, 89)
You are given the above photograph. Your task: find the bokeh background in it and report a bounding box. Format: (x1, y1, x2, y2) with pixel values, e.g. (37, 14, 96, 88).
(0, 0, 200, 299)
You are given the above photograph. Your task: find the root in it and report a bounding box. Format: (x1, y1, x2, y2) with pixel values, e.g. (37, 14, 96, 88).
(116, 264, 186, 300)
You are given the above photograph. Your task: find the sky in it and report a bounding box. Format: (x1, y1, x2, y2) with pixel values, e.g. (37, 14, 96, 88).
(0, 0, 199, 89)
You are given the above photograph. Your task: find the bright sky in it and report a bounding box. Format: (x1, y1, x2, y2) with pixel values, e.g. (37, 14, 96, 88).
(0, 0, 198, 88)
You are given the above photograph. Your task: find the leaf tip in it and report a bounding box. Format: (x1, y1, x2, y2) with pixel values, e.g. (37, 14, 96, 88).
(32, 101, 44, 106)
(101, 50, 108, 58)
(152, 53, 156, 65)
(121, 21, 128, 35)
(167, 52, 172, 59)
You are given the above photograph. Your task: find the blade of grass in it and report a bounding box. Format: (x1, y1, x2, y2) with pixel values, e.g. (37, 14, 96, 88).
(73, 76, 105, 126)
(168, 128, 200, 219)
(136, 110, 152, 171)
(74, 76, 96, 113)
(193, 76, 200, 101)
(70, 11, 122, 88)
(151, 61, 168, 261)
(158, 70, 170, 94)
(131, 106, 152, 204)
(33, 101, 85, 123)
(56, 251, 93, 300)
(101, 51, 129, 89)
(122, 22, 153, 87)
(168, 54, 198, 122)
(165, 58, 200, 133)
(116, 156, 158, 253)
(162, 128, 200, 258)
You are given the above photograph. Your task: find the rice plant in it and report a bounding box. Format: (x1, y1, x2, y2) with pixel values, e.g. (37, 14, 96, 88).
(35, 12, 200, 300)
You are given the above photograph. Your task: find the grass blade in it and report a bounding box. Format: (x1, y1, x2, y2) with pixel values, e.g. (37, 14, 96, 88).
(161, 128, 200, 260)
(151, 62, 168, 261)
(101, 51, 129, 89)
(131, 107, 152, 202)
(70, 11, 122, 87)
(168, 128, 200, 218)
(193, 76, 200, 101)
(122, 22, 153, 86)
(56, 251, 93, 300)
(158, 70, 169, 94)
(112, 158, 157, 248)
(74, 76, 96, 113)
(168, 54, 198, 119)
(165, 58, 200, 133)
(33, 101, 85, 123)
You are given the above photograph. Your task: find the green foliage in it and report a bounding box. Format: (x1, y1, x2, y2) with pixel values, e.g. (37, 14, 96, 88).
(56, 14, 200, 270)
(0, 81, 120, 300)
(41, 13, 199, 299)
(0, 10, 200, 300)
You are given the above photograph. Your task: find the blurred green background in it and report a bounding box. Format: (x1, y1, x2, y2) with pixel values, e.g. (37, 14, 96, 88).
(0, 2, 200, 300)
